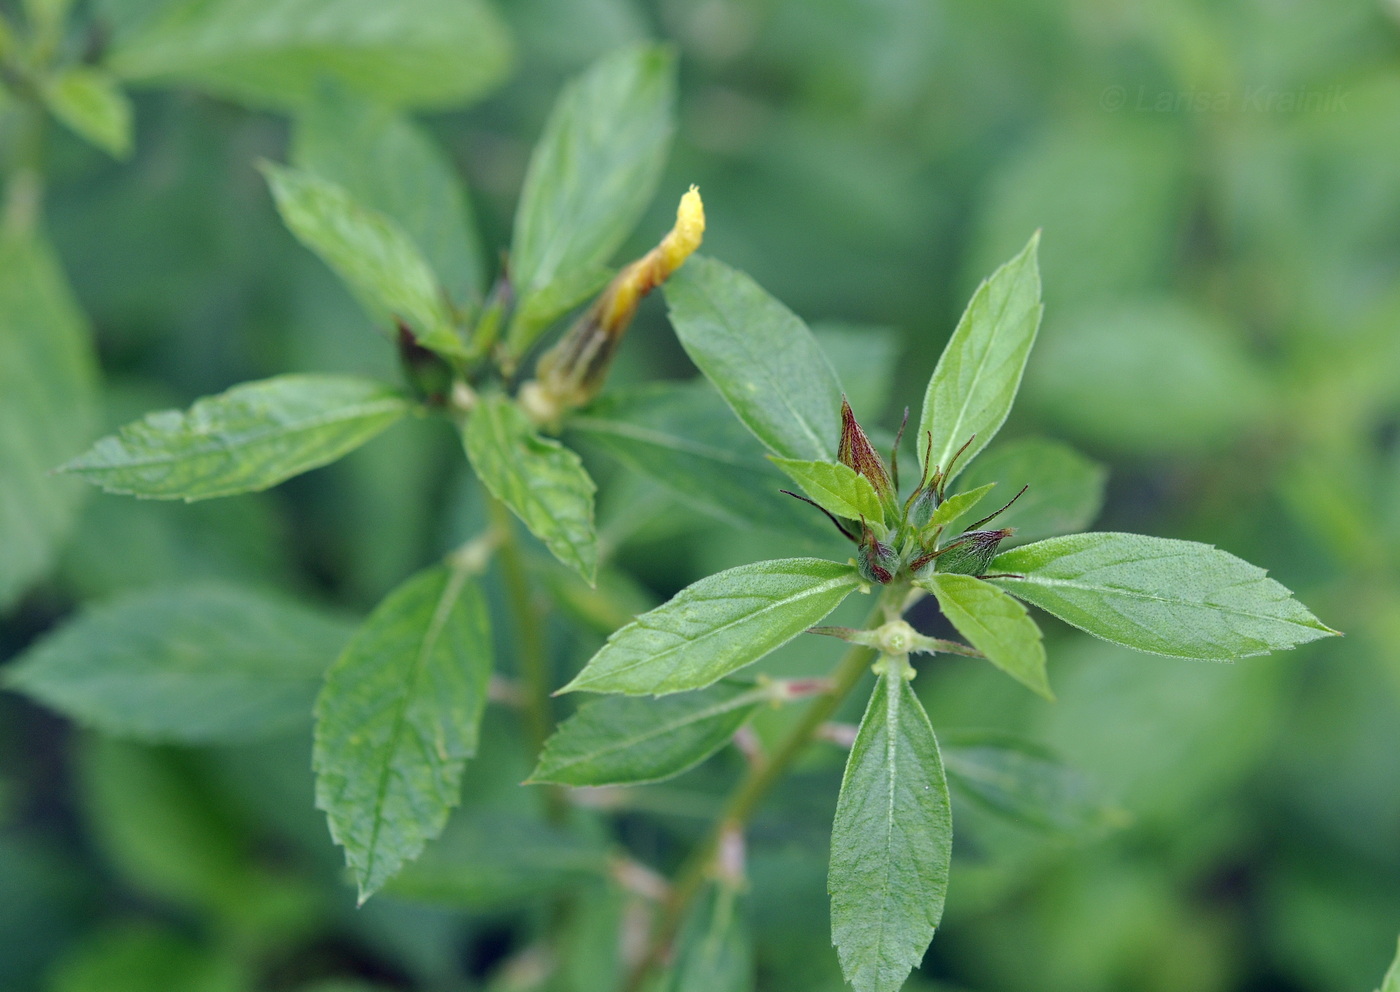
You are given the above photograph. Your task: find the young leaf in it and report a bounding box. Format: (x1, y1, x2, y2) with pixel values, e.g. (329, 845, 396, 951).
(922, 573, 1051, 699)
(940, 731, 1123, 834)
(956, 437, 1106, 544)
(991, 533, 1338, 660)
(508, 44, 676, 349)
(668, 885, 754, 992)
(530, 681, 765, 787)
(4, 584, 352, 743)
(924, 482, 996, 535)
(106, 0, 513, 111)
(570, 382, 817, 538)
(560, 559, 862, 696)
(59, 375, 409, 501)
(666, 256, 843, 462)
(463, 392, 597, 583)
(293, 88, 485, 303)
(771, 458, 885, 531)
(314, 564, 492, 902)
(0, 228, 97, 608)
(830, 670, 952, 992)
(919, 232, 1042, 484)
(42, 66, 133, 159)
(263, 163, 465, 357)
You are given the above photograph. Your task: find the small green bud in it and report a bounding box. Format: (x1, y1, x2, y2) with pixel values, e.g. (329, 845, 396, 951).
(908, 485, 939, 531)
(857, 531, 899, 584)
(930, 528, 1012, 576)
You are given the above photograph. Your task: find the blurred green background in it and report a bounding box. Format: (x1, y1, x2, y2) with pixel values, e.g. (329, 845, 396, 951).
(2, 1, 1399, 990)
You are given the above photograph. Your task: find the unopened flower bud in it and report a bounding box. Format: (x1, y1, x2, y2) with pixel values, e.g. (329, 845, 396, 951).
(929, 528, 1013, 577)
(532, 187, 704, 412)
(838, 399, 895, 519)
(857, 529, 899, 584)
(908, 485, 939, 531)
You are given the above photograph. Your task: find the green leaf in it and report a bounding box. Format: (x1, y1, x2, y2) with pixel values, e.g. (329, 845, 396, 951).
(922, 573, 1051, 699)
(263, 163, 464, 356)
(59, 374, 409, 501)
(1379, 935, 1400, 992)
(1025, 300, 1273, 455)
(4, 584, 352, 743)
(770, 458, 886, 531)
(42, 66, 133, 159)
(386, 811, 607, 908)
(560, 558, 861, 696)
(0, 228, 98, 608)
(106, 0, 513, 111)
(830, 670, 952, 992)
(991, 533, 1338, 660)
(569, 382, 816, 538)
(313, 564, 493, 902)
(666, 256, 843, 462)
(293, 88, 485, 304)
(530, 681, 765, 787)
(924, 482, 995, 535)
(507, 44, 676, 349)
(49, 925, 245, 992)
(941, 731, 1124, 834)
(463, 392, 597, 583)
(668, 885, 753, 992)
(956, 437, 1106, 544)
(919, 232, 1042, 484)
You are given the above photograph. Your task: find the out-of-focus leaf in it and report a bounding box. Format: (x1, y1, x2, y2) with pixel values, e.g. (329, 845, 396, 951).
(956, 437, 1106, 544)
(293, 89, 485, 303)
(666, 256, 843, 461)
(1024, 301, 1274, 454)
(386, 811, 607, 908)
(4, 584, 351, 742)
(106, 0, 513, 110)
(941, 731, 1124, 834)
(1379, 935, 1400, 992)
(918, 233, 1042, 486)
(463, 392, 597, 583)
(0, 229, 97, 608)
(59, 375, 409, 501)
(992, 533, 1337, 660)
(508, 44, 676, 348)
(922, 573, 1050, 699)
(970, 123, 1186, 306)
(42, 66, 133, 159)
(264, 164, 465, 356)
(570, 382, 818, 538)
(830, 671, 951, 992)
(560, 559, 861, 696)
(313, 565, 492, 902)
(531, 681, 764, 786)
(49, 926, 245, 992)
(667, 885, 754, 992)
(76, 737, 314, 933)
(812, 322, 901, 420)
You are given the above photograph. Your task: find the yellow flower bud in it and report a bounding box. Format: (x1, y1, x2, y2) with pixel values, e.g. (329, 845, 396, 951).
(531, 187, 706, 416)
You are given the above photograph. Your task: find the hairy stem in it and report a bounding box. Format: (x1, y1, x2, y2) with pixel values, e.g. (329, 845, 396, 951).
(488, 497, 568, 823)
(623, 584, 905, 990)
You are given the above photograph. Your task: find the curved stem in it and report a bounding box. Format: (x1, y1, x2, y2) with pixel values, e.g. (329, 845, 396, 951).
(623, 584, 904, 991)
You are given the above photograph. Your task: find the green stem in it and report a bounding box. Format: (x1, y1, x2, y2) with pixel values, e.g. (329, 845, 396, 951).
(488, 496, 568, 823)
(622, 584, 904, 991)
(3, 92, 46, 235)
